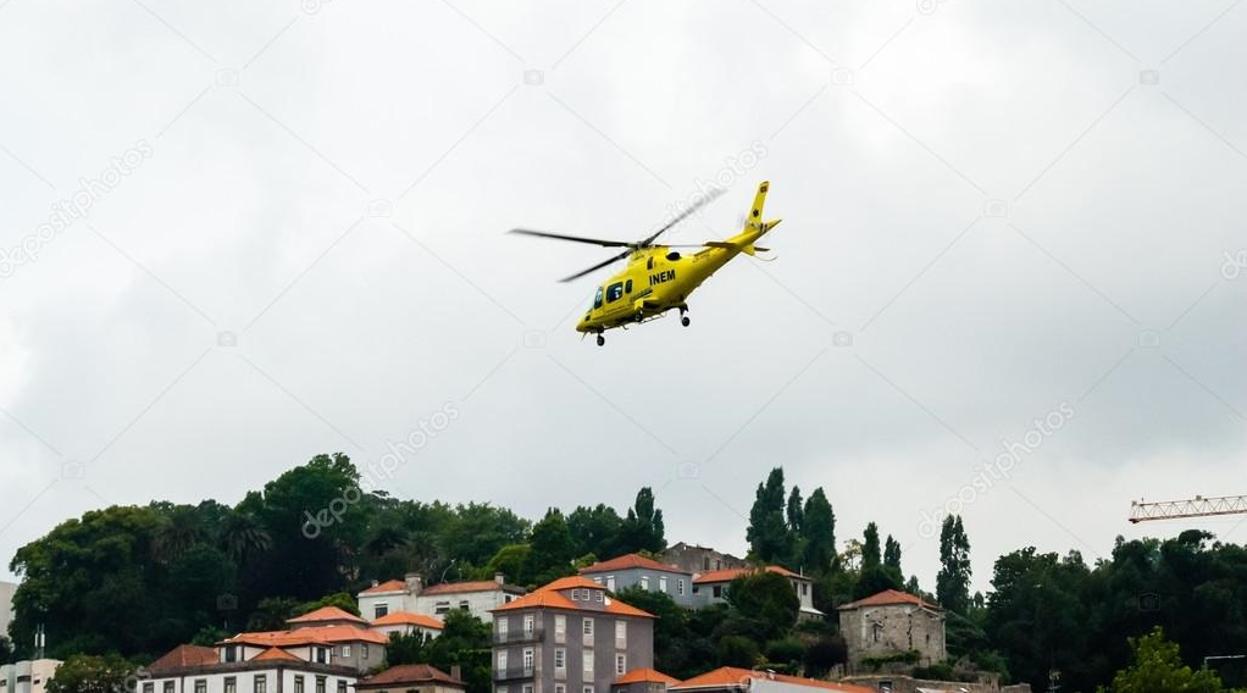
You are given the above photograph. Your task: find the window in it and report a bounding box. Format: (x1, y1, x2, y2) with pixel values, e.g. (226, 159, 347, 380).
(584, 686, 595, 693)
(615, 620, 626, 647)
(524, 614, 535, 635)
(255, 676, 267, 693)
(341, 645, 351, 658)
(316, 677, 326, 693)
(583, 618, 594, 637)
(143, 684, 153, 693)
(459, 600, 471, 610)
(522, 686, 534, 693)
(802, 583, 809, 596)
(592, 576, 602, 585)
(498, 688, 509, 693)
(294, 677, 305, 693)
(497, 651, 508, 672)
(224, 645, 238, 663)
(374, 603, 389, 618)
(615, 654, 626, 675)
(647, 257, 654, 270)
(624, 279, 632, 293)
(605, 576, 615, 591)
(164, 682, 175, 693)
(498, 618, 510, 640)
(715, 560, 722, 570)
(606, 282, 624, 302)
(225, 677, 237, 693)
(594, 590, 603, 603)
(593, 287, 604, 309)
(554, 648, 566, 672)
(435, 601, 451, 614)
(555, 686, 566, 693)
(639, 576, 649, 590)
(337, 683, 347, 693)
(554, 615, 566, 642)
(702, 557, 710, 571)
(659, 576, 667, 592)
(583, 650, 594, 675)
(523, 648, 534, 674)
(195, 681, 206, 693)
(362, 644, 370, 659)
(677, 579, 685, 596)
(712, 585, 723, 598)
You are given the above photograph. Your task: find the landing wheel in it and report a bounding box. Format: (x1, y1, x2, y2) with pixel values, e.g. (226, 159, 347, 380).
(635, 309, 644, 323)
(681, 315, 691, 327)
(679, 304, 690, 327)
(596, 334, 605, 347)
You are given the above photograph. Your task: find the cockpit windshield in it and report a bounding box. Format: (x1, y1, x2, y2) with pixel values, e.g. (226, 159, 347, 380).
(593, 286, 604, 309)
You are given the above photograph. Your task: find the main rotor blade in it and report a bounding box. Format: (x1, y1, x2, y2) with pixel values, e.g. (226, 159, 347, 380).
(508, 228, 634, 248)
(640, 187, 725, 246)
(559, 249, 633, 283)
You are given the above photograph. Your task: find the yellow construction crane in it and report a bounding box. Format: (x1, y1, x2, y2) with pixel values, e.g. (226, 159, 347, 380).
(1129, 495, 1247, 523)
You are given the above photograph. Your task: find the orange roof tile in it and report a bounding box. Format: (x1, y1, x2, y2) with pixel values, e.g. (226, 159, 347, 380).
(252, 647, 301, 662)
(359, 579, 408, 595)
(581, 554, 689, 575)
(149, 645, 219, 673)
(288, 606, 368, 624)
(225, 625, 390, 647)
(371, 611, 445, 629)
(616, 668, 681, 685)
(836, 589, 941, 611)
(358, 664, 464, 688)
(693, 566, 804, 584)
(491, 576, 654, 618)
(422, 580, 514, 596)
(673, 667, 872, 692)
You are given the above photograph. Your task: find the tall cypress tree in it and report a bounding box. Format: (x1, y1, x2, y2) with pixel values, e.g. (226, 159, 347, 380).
(746, 468, 789, 563)
(936, 515, 971, 613)
(862, 522, 881, 570)
(800, 487, 836, 574)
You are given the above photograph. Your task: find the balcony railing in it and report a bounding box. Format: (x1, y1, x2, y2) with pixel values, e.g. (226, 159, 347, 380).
(493, 626, 544, 644)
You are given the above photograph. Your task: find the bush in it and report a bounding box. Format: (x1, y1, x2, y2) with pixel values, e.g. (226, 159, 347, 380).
(764, 638, 805, 666)
(718, 635, 761, 668)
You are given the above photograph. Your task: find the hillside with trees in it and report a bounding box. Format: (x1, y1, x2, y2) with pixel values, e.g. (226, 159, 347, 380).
(5, 456, 1247, 691)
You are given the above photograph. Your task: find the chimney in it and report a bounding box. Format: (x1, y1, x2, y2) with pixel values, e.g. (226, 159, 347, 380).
(494, 572, 506, 585)
(450, 665, 462, 682)
(370, 579, 378, 587)
(405, 573, 424, 595)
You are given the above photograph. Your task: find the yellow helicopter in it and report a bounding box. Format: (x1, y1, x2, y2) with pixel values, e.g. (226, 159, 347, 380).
(510, 181, 780, 346)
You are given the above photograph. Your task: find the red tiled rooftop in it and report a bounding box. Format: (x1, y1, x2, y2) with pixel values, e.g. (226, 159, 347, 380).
(371, 611, 445, 630)
(580, 553, 689, 576)
(492, 576, 654, 618)
(148, 645, 218, 673)
(224, 624, 390, 647)
(422, 580, 512, 595)
(359, 579, 407, 595)
(836, 588, 941, 611)
(693, 565, 803, 584)
(287, 606, 368, 625)
(673, 667, 872, 692)
(358, 664, 464, 689)
(616, 668, 681, 685)
(252, 647, 301, 662)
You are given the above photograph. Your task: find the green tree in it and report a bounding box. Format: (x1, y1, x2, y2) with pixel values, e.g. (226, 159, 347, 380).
(717, 635, 760, 668)
(862, 522, 881, 570)
(1102, 627, 1226, 693)
(524, 509, 576, 585)
(936, 515, 971, 614)
(45, 654, 134, 693)
(786, 487, 803, 535)
(747, 468, 790, 564)
(567, 504, 623, 558)
(800, 488, 836, 574)
(725, 571, 799, 641)
(618, 488, 666, 554)
(296, 592, 360, 616)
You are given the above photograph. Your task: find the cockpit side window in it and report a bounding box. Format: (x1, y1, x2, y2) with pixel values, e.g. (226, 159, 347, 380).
(594, 287, 604, 309)
(647, 257, 654, 270)
(606, 282, 625, 302)
(625, 279, 633, 293)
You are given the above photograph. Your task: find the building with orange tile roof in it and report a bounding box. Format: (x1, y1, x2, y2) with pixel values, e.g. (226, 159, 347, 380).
(579, 554, 696, 608)
(613, 668, 681, 693)
(836, 590, 945, 673)
(357, 572, 525, 624)
(370, 611, 445, 639)
(356, 664, 466, 693)
(691, 566, 821, 620)
(670, 667, 873, 693)
(489, 575, 656, 693)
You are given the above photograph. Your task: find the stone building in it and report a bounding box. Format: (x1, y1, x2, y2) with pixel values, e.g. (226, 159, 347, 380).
(836, 591, 945, 673)
(659, 543, 746, 576)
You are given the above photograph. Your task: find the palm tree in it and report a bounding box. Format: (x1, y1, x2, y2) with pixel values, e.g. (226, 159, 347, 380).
(220, 511, 273, 564)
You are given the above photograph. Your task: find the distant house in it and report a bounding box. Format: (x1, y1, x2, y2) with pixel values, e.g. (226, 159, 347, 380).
(836, 590, 945, 673)
(660, 543, 746, 576)
(142, 606, 390, 693)
(370, 611, 445, 640)
(691, 566, 822, 620)
(669, 667, 871, 693)
(358, 574, 525, 623)
(579, 554, 697, 608)
(356, 664, 465, 693)
(0, 659, 61, 693)
(490, 575, 657, 693)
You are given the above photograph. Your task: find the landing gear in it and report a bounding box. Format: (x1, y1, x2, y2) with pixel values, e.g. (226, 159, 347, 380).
(679, 304, 690, 327)
(635, 309, 644, 323)
(596, 334, 605, 347)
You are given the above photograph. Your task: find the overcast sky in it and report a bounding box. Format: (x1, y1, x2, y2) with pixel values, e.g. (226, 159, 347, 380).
(1, 0, 1246, 594)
